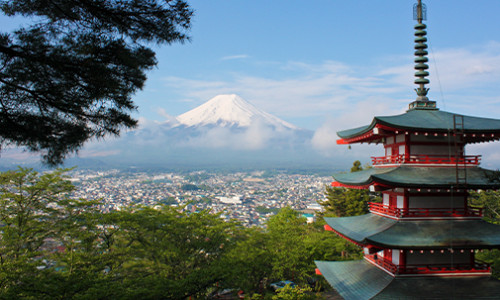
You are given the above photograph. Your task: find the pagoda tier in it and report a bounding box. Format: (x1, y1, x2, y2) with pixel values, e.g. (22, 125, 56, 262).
(337, 109, 500, 145)
(323, 214, 500, 250)
(315, 260, 500, 300)
(332, 166, 500, 190)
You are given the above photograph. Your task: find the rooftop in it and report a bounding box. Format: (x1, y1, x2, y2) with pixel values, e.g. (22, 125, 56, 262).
(337, 109, 500, 145)
(315, 260, 500, 300)
(324, 214, 500, 249)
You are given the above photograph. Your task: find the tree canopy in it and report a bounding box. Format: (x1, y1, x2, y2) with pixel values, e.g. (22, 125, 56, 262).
(0, 0, 193, 165)
(320, 160, 377, 217)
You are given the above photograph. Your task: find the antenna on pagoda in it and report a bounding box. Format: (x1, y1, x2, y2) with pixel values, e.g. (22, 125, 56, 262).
(409, 0, 437, 110)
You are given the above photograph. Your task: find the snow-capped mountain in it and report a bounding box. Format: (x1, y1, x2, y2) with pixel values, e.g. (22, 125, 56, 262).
(176, 94, 298, 130)
(59, 94, 328, 170)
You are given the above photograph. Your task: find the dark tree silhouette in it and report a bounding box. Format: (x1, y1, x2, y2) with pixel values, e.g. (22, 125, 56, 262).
(0, 0, 193, 165)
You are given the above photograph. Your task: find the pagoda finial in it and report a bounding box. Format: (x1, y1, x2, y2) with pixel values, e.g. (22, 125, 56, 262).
(408, 0, 437, 110)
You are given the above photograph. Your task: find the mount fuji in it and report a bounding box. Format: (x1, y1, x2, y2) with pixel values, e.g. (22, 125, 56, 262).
(175, 94, 298, 130)
(58, 94, 339, 170)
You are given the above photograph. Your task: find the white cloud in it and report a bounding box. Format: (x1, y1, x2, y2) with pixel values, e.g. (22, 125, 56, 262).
(77, 150, 121, 158)
(467, 142, 500, 169)
(311, 99, 402, 154)
(221, 54, 249, 61)
(176, 120, 280, 150)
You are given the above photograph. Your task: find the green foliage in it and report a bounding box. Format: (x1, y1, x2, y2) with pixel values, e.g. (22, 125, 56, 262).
(223, 207, 359, 295)
(303, 220, 362, 262)
(0, 167, 243, 299)
(181, 183, 200, 191)
(266, 207, 310, 283)
(272, 284, 319, 300)
(110, 206, 239, 299)
(469, 190, 500, 279)
(320, 161, 380, 217)
(255, 206, 280, 214)
(0, 167, 110, 298)
(224, 227, 273, 293)
(477, 249, 500, 279)
(0, 1, 193, 165)
(159, 196, 177, 205)
(350, 160, 363, 173)
(320, 186, 369, 217)
(469, 190, 500, 224)
(184, 173, 212, 182)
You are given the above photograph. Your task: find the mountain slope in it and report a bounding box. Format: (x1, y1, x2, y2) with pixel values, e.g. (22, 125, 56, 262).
(176, 94, 298, 129)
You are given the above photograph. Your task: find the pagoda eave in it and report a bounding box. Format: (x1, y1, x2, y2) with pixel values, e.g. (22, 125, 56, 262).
(315, 260, 500, 300)
(324, 214, 500, 249)
(332, 166, 500, 190)
(337, 109, 500, 145)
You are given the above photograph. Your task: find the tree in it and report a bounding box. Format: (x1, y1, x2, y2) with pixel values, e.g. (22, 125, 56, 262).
(0, 0, 193, 165)
(303, 220, 362, 262)
(320, 161, 379, 217)
(350, 160, 363, 172)
(111, 205, 240, 299)
(223, 227, 272, 294)
(266, 207, 309, 283)
(271, 284, 317, 300)
(321, 186, 369, 217)
(469, 190, 500, 224)
(469, 190, 500, 279)
(0, 167, 112, 298)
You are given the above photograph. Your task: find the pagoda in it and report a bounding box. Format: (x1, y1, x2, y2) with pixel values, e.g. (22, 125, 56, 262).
(315, 1, 500, 299)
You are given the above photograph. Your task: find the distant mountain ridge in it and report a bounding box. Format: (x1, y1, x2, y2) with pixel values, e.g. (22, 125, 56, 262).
(176, 94, 298, 130)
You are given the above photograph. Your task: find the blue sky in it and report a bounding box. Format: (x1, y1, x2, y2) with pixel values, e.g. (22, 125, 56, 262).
(2, 0, 500, 167)
(132, 0, 500, 131)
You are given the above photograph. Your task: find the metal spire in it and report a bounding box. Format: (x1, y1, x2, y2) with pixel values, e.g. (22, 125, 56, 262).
(409, 0, 437, 110)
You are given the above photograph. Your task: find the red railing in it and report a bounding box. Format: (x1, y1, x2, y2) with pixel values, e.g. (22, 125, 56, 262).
(371, 154, 481, 166)
(369, 202, 483, 218)
(365, 254, 490, 275)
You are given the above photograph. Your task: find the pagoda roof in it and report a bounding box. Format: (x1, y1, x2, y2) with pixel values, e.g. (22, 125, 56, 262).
(337, 109, 500, 144)
(332, 166, 500, 190)
(315, 259, 500, 300)
(324, 214, 500, 249)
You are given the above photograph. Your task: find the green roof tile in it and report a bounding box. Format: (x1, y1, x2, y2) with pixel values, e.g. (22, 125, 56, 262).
(373, 276, 500, 299)
(337, 109, 500, 139)
(324, 214, 396, 242)
(325, 214, 500, 249)
(315, 260, 392, 300)
(332, 166, 500, 189)
(316, 260, 500, 299)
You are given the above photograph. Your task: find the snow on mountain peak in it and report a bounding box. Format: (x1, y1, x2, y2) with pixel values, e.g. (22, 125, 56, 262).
(176, 94, 298, 129)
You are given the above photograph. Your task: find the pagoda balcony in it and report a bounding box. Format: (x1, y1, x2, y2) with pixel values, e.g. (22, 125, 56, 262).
(365, 254, 491, 275)
(369, 202, 483, 219)
(371, 154, 481, 166)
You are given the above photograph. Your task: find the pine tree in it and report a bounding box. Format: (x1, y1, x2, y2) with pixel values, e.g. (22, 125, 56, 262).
(0, 0, 193, 165)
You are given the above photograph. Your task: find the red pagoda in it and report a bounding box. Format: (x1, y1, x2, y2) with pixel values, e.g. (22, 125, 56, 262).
(315, 1, 500, 299)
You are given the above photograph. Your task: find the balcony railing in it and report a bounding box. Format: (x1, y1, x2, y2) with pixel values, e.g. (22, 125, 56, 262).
(365, 254, 490, 275)
(371, 154, 481, 166)
(369, 202, 483, 218)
